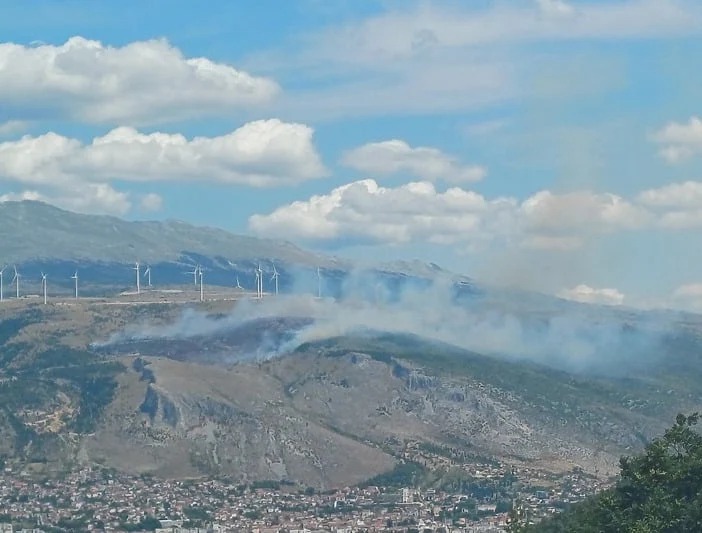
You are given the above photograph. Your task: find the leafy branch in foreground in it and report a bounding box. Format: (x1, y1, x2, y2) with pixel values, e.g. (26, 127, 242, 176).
(513, 413, 702, 533)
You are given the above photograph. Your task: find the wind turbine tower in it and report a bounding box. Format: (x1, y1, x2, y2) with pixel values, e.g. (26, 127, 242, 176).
(71, 271, 79, 299)
(271, 264, 280, 296)
(41, 272, 47, 305)
(144, 265, 152, 287)
(199, 266, 204, 302)
(134, 261, 141, 295)
(0, 266, 5, 302)
(257, 263, 264, 299)
(187, 265, 200, 287)
(12, 266, 20, 299)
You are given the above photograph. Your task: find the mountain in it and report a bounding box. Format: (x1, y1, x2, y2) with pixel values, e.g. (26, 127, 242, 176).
(1, 297, 701, 489)
(1, 200, 701, 490)
(0, 200, 358, 295)
(0, 200, 331, 266)
(0, 201, 468, 296)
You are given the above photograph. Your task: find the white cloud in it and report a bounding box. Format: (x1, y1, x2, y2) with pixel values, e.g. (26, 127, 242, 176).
(0, 119, 326, 187)
(249, 179, 649, 249)
(557, 284, 625, 306)
(298, 1, 700, 67)
(0, 120, 28, 137)
(249, 179, 515, 245)
(139, 193, 163, 212)
(0, 36, 279, 125)
(252, 0, 702, 119)
(0, 190, 43, 203)
(341, 140, 486, 183)
(636, 181, 702, 229)
(536, 0, 576, 18)
(0, 119, 325, 216)
(637, 180, 702, 208)
(653, 116, 702, 162)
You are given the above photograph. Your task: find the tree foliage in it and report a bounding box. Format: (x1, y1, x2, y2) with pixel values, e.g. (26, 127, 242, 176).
(516, 413, 702, 532)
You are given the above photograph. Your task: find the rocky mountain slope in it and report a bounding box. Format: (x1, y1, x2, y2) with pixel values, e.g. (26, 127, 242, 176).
(0, 201, 700, 489)
(1, 299, 701, 489)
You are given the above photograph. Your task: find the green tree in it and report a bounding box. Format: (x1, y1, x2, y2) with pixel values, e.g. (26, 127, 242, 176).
(517, 413, 702, 533)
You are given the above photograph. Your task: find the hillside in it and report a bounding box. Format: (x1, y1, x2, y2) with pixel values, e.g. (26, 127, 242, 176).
(1, 297, 701, 489)
(0, 201, 701, 491)
(0, 200, 329, 266)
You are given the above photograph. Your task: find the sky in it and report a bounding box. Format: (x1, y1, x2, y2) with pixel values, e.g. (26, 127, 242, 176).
(1, 0, 702, 311)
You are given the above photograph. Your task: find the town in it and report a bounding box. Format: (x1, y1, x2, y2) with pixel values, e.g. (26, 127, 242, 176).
(0, 458, 609, 532)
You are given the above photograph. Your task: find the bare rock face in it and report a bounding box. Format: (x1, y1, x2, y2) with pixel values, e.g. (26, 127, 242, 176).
(84, 356, 396, 489)
(3, 303, 699, 489)
(76, 333, 688, 487)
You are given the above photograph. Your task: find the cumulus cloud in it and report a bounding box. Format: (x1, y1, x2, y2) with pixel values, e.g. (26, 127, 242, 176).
(636, 181, 702, 229)
(558, 284, 625, 306)
(0, 118, 325, 216)
(653, 116, 702, 162)
(139, 193, 163, 212)
(0, 36, 279, 125)
(341, 140, 486, 183)
(249, 179, 650, 250)
(0, 119, 326, 188)
(250, 179, 514, 245)
(637, 180, 702, 208)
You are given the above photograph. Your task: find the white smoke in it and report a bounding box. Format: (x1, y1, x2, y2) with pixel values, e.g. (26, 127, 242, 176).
(100, 269, 669, 375)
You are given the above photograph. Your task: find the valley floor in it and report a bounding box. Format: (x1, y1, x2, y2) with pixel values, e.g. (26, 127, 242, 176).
(0, 460, 606, 532)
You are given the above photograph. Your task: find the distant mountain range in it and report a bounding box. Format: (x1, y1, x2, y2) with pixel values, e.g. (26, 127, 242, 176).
(0, 201, 466, 295)
(0, 200, 336, 266)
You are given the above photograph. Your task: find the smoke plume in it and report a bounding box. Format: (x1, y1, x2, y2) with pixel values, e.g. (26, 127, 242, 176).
(98, 268, 672, 376)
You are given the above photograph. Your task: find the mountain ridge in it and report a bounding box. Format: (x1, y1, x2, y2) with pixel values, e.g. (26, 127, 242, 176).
(0, 200, 338, 267)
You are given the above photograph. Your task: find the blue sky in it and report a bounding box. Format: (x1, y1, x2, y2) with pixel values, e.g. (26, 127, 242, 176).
(1, 0, 702, 310)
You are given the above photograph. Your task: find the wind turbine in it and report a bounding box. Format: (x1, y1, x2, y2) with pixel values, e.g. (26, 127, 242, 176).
(71, 270, 79, 299)
(198, 266, 204, 302)
(254, 268, 261, 299)
(235, 276, 243, 290)
(187, 265, 200, 286)
(316, 267, 322, 299)
(134, 261, 141, 295)
(271, 264, 280, 296)
(144, 265, 152, 287)
(41, 272, 47, 305)
(12, 266, 20, 299)
(0, 266, 5, 302)
(257, 263, 264, 298)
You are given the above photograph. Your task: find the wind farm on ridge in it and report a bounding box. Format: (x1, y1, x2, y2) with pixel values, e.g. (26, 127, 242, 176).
(0, 261, 327, 307)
